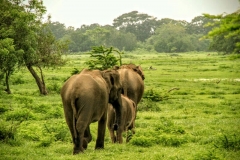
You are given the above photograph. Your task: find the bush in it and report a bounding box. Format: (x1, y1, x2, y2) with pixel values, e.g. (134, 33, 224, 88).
(42, 120, 69, 142)
(0, 121, 21, 146)
(154, 117, 185, 134)
(0, 122, 15, 141)
(6, 108, 36, 121)
(215, 134, 240, 151)
(12, 77, 25, 85)
(48, 83, 61, 94)
(143, 89, 163, 101)
(18, 122, 42, 141)
(0, 106, 8, 114)
(156, 134, 186, 147)
(138, 99, 161, 111)
(130, 135, 154, 147)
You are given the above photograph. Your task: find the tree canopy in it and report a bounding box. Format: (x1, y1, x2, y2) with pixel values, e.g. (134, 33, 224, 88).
(203, 9, 240, 54)
(0, 0, 68, 94)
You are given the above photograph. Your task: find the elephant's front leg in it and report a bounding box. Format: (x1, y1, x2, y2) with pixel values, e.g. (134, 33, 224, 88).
(95, 113, 107, 149)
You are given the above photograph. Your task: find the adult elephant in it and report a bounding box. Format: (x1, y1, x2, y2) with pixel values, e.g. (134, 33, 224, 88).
(114, 64, 145, 106)
(61, 69, 122, 154)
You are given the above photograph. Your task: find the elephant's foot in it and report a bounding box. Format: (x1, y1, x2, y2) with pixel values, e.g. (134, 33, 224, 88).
(83, 139, 88, 149)
(73, 147, 84, 155)
(95, 143, 104, 150)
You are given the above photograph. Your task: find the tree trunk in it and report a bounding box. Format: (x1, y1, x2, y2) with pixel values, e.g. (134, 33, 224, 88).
(26, 65, 48, 95)
(5, 71, 11, 94)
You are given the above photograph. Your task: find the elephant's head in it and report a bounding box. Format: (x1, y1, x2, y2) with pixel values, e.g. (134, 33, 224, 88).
(115, 64, 145, 80)
(133, 65, 145, 80)
(101, 70, 122, 103)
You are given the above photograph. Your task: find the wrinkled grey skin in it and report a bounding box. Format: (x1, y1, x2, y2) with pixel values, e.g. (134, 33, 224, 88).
(107, 94, 136, 143)
(61, 69, 122, 154)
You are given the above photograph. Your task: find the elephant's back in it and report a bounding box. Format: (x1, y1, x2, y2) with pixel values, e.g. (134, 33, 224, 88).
(118, 69, 144, 104)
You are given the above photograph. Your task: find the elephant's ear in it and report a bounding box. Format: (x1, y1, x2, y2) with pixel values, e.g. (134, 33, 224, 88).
(134, 66, 145, 80)
(113, 65, 120, 70)
(101, 71, 112, 93)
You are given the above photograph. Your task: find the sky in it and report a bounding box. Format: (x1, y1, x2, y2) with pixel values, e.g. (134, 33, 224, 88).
(42, 0, 240, 28)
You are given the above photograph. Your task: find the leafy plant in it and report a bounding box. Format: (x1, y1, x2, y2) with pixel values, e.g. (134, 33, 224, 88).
(215, 134, 240, 151)
(143, 89, 165, 102)
(156, 134, 186, 147)
(130, 135, 154, 147)
(85, 46, 123, 70)
(6, 108, 36, 122)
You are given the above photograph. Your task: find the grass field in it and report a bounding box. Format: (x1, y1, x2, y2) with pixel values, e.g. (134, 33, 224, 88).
(0, 52, 240, 160)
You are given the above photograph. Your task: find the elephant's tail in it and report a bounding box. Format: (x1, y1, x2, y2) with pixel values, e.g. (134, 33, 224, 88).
(71, 98, 78, 139)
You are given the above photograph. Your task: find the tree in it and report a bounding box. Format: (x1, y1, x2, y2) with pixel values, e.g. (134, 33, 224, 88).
(203, 8, 240, 54)
(48, 21, 67, 39)
(186, 16, 214, 35)
(113, 11, 158, 42)
(26, 22, 68, 95)
(0, 0, 68, 95)
(0, 38, 23, 94)
(107, 30, 137, 51)
(148, 23, 194, 53)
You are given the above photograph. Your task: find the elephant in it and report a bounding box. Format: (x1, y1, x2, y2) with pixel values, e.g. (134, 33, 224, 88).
(107, 94, 136, 143)
(60, 69, 122, 154)
(114, 63, 145, 106)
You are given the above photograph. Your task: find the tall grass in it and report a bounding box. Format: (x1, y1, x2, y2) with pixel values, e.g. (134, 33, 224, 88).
(0, 52, 239, 159)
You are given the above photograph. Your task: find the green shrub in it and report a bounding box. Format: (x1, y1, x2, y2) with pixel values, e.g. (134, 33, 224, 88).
(194, 149, 221, 160)
(12, 77, 25, 85)
(143, 89, 164, 101)
(14, 96, 33, 105)
(42, 120, 69, 142)
(0, 122, 15, 141)
(0, 106, 8, 114)
(154, 117, 185, 134)
(138, 99, 161, 111)
(44, 106, 63, 119)
(33, 104, 50, 113)
(48, 83, 61, 94)
(0, 121, 21, 146)
(130, 135, 154, 147)
(156, 134, 186, 147)
(38, 137, 53, 147)
(18, 122, 42, 141)
(6, 108, 36, 121)
(215, 134, 240, 151)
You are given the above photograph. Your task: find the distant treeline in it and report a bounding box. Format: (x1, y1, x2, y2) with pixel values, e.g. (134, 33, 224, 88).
(49, 11, 213, 53)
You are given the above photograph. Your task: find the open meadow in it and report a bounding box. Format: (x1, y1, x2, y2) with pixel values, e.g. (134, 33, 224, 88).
(0, 51, 240, 160)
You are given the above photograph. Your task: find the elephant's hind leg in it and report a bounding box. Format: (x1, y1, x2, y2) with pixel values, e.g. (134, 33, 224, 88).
(83, 126, 92, 149)
(74, 120, 88, 154)
(95, 112, 107, 149)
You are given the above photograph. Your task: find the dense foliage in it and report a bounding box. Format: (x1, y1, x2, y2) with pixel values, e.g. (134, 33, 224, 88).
(49, 12, 213, 53)
(85, 46, 123, 70)
(203, 9, 240, 54)
(0, 0, 68, 95)
(0, 52, 239, 159)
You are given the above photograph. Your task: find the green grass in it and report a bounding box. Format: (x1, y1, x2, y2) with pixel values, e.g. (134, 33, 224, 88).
(0, 52, 240, 159)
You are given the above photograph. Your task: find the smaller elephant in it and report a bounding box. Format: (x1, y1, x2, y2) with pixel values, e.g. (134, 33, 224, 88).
(107, 94, 136, 143)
